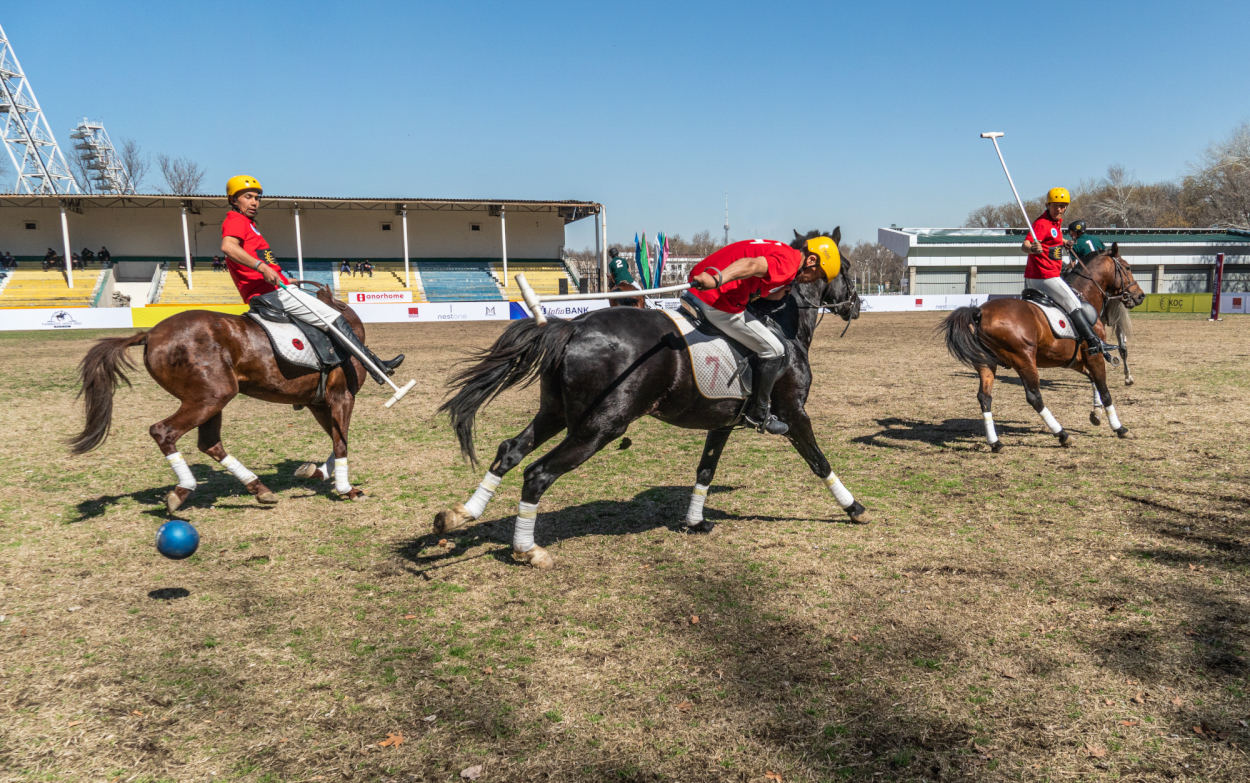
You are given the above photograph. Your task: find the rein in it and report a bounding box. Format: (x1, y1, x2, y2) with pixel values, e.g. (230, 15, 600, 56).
(1065, 252, 1128, 318)
(792, 276, 861, 338)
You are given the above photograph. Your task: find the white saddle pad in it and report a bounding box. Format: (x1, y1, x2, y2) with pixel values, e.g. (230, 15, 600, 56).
(1027, 301, 1078, 340)
(246, 314, 322, 370)
(658, 309, 752, 400)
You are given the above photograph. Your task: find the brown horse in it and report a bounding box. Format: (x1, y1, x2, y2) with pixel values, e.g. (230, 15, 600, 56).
(69, 282, 371, 511)
(607, 280, 644, 308)
(941, 245, 1145, 451)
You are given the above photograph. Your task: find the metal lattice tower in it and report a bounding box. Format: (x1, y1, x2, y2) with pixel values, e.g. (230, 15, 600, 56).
(0, 23, 81, 194)
(70, 118, 133, 194)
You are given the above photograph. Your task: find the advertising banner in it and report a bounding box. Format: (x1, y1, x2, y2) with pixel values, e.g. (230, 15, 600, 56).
(355, 300, 511, 323)
(510, 299, 611, 320)
(347, 291, 413, 304)
(859, 294, 990, 312)
(0, 307, 136, 331)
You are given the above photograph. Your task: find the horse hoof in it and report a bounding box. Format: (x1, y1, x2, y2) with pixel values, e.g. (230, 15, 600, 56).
(990, 441, 1004, 453)
(1115, 426, 1130, 438)
(434, 503, 473, 535)
(345, 488, 366, 501)
(1057, 430, 1071, 447)
(294, 462, 320, 480)
(256, 491, 279, 505)
(1125, 378, 1135, 387)
(165, 487, 190, 514)
(844, 500, 870, 524)
(1090, 412, 1102, 426)
(512, 545, 555, 569)
(683, 520, 714, 534)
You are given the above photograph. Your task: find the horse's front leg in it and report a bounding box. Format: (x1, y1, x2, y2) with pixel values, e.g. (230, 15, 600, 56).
(1118, 333, 1133, 386)
(683, 427, 733, 533)
(783, 412, 868, 524)
(1089, 363, 1128, 438)
(198, 412, 278, 505)
(434, 402, 565, 536)
(305, 396, 363, 500)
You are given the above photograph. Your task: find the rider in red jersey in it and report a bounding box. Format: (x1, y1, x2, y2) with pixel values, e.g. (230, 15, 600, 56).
(220, 175, 403, 383)
(688, 237, 838, 435)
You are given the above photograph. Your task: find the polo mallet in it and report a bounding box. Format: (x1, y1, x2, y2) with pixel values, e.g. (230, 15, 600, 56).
(276, 281, 416, 408)
(515, 273, 691, 326)
(979, 132, 1041, 247)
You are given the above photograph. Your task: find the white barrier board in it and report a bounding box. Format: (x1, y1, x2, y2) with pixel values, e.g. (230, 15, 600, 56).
(0, 307, 135, 331)
(354, 300, 511, 323)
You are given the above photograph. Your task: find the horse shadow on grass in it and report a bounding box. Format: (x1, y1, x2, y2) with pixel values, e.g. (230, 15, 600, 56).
(392, 483, 851, 575)
(68, 458, 344, 523)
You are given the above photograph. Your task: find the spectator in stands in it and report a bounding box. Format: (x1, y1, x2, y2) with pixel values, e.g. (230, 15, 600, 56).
(1, 251, 14, 269)
(98, 246, 111, 265)
(220, 174, 403, 384)
(362, 260, 373, 277)
(353, 261, 363, 277)
(71, 252, 83, 270)
(81, 247, 95, 266)
(341, 259, 352, 277)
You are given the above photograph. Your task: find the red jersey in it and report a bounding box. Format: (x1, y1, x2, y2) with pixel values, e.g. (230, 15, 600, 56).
(1024, 212, 1064, 279)
(221, 210, 290, 301)
(688, 240, 804, 314)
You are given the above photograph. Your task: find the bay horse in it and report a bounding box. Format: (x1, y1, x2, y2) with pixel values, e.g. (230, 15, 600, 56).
(1101, 297, 1135, 387)
(434, 228, 864, 569)
(69, 282, 372, 512)
(941, 244, 1145, 451)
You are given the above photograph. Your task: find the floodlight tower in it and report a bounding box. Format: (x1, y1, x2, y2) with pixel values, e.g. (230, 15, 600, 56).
(70, 119, 134, 194)
(0, 23, 81, 194)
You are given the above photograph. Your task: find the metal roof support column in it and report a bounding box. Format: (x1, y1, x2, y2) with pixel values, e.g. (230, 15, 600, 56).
(500, 205, 508, 288)
(599, 207, 608, 293)
(293, 206, 304, 282)
(180, 204, 193, 290)
(400, 206, 410, 288)
(59, 202, 73, 288)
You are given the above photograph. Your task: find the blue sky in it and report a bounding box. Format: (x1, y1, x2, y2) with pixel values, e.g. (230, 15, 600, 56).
(4, 1, 1248, 248)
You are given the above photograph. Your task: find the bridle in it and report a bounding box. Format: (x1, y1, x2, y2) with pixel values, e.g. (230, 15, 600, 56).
(1065, 251, 1135, 316)
(792, 268, 861, 337)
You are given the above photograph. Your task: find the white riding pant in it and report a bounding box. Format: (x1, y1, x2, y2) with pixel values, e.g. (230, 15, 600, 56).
(275, 285, 343, 329)
(699, 302, 785, 359)
(1024, 276, 1081, 313)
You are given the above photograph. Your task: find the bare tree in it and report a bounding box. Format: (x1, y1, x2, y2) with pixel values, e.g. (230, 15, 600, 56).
(119, 138, 148, 192)
(1180, 122, 1250, 228)
(847, 241, 906, 292)
(157, 154, 205, 194)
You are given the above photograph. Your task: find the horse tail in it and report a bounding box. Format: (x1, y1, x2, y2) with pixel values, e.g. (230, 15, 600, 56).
(439, 318, 577, 465)
(1103, 298, 1131, 344)
(940, 306, 999, 371)
(68, 331, 148, 454)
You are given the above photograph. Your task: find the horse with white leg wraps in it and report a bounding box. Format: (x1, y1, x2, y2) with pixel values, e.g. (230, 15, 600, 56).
(435, 228, 865, 569)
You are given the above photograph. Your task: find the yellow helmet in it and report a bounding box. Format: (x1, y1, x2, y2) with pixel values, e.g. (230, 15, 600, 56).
(804, 236, 841, 281)
(226, 175, 263, 201)
(1046, 186, 1071, 205)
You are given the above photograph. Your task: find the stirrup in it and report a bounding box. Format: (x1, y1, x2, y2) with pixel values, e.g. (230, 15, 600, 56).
(1088, 342, 1120, 366)
(743, 411, 789, 435)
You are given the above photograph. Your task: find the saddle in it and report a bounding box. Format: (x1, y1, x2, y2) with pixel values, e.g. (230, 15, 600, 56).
(1019, 287, 1094, 341)
(660, 293, 788, 400)
(246, 291, 346, 402)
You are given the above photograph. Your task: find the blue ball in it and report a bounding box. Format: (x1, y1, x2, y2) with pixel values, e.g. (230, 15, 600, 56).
(156, 520, 199, 560)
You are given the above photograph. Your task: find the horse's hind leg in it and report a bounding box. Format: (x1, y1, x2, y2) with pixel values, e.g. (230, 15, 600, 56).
(435, 396, 565, 535)
(197, 411, 279, 505)
(783, 412, 868, 524)
(1118, 333, 1133, 386)
(511, 425, 627, 569)
(150, 400, 228, 513)
(304, 395, 362, 500)
(1016, 364, 1069, 446)
(977, 366, 1003, 452)
(683, 427, 733, 533)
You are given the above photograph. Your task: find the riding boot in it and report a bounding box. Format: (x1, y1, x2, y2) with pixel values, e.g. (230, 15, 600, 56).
(1068, 308, 1118, 360)
(743, 355, 789, 435)
(332, 316, 404, 384)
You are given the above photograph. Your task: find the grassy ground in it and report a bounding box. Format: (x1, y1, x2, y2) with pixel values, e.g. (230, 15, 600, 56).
(0, 312, 1246, 782)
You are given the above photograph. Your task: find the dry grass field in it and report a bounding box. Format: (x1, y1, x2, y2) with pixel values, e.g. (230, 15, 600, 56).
(1, 311, 1247, 782)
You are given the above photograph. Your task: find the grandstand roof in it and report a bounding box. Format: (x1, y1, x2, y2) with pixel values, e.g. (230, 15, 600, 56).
(879, 226, 1250, 258)
(0, 193, 601, 224)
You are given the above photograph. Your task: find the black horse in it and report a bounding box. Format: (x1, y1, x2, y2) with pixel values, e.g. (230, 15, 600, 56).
(434, 228, 865, 568)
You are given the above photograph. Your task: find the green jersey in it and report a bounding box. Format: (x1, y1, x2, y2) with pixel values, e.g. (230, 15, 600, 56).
(1072, 234, 1106, 262)
(608, 255, 634, 286)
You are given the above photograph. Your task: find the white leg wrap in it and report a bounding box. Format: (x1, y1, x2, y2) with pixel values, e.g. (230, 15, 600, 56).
(1105, 404, 1123, 430)
(1039, 407, 1062, 434)
(463, 471, 503, 519)
(219, 454, 258, 486)
(318, 453, 335, 481)
(684, 483, 710, 526)
(166, 452, 196, 490)
(333, 457, 351, 494)
(982, 411, 999, 445)
(513, 501, 539, 552)
(823, 471, 855, 509)
(1091, 384, 1103, 409)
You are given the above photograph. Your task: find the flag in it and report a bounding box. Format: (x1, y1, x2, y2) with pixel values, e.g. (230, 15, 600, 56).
(653, 231, 665, 286)
(639, 232, 652, 288)
(634, 233, 645, 284)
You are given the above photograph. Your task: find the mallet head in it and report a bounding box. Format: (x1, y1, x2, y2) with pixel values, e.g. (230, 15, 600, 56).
(980, 131, 1004, 139)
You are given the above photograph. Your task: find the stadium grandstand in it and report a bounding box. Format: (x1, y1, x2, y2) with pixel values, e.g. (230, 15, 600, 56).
(0, 194, 602, 315)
